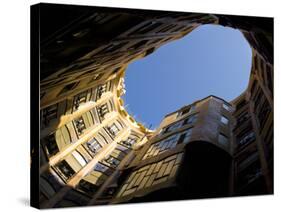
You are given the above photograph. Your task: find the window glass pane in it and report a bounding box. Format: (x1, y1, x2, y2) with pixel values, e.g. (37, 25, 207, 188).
(72, 151, 87, 167)
(182, 128, 193, 144)
(107, 123, 120, 137)
(43, 133, 59, 157)
(74, 117, 86, 135)
(221, 116, 229, 125)
(55, 160, 75, 181)
(142, 134, 179, 160)
(97, 103, 109, 120)
(84, 138, 102, 156)
(223, 104, 230, 111)
(218, 134, 228, 147)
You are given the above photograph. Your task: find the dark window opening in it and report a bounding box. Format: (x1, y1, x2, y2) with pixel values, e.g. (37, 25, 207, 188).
(237, 159, 262, 189)
(130, 21, 162, 35)
(54, 160, 75, 182)
(237, 131, 255, 149)
(77, 179, 99, 196)
(41, 104, 58, 127)
(178, 105, 195, 117)
(157, 24, 176, 33)
(266, 64, 273, 94)
(236, 112, 251, 126)
(257, 99, 271, 130)
(129, 40, 149, 50)
(59, 82, 79, 96)
(236, 99, 247, 111)
(42, 133, 59, 158)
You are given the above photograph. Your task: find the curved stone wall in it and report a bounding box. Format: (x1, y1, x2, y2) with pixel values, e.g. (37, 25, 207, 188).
(35, 4, 273, 208)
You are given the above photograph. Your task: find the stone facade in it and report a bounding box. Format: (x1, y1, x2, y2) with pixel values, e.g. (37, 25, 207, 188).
(30, 3, 273, 208)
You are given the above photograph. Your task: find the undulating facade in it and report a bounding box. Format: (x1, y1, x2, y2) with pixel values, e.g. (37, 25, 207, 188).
(31, 3, 273, 208)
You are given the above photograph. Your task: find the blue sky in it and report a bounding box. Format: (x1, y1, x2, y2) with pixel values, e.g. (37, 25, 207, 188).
(123, 24, 252, 129)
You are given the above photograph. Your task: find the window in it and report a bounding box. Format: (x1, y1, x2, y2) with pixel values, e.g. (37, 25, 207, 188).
(94, 162, 114, 176)
(104, 156, 120, 168)
(41, 104, 58, 126)
(143, 134, 179, 160)
(223, 104, 231, 111)
(163, 120, 183, 134)
(73, 91, 88, 110)
(96, 84, 107, 100)
(157, 24, 176, 33)
(97, 103, 109, 121)
(238, 132, 255, 147)
(40, 92, 46, 100)
(236, 99, 247, 111)
(99, 42, 126, 54)
(130, 21, 162, 35)
(237, 153, 261, 187)
(74, 117, 86, 136)
(218, 133, 228, 147)
(129, 40, 148, 50)
(42, 133, 59, 157)
(266, 64, 273, 93)
(55, 160, 75, 181)
(220, 116, 229, 125)
(78, 180, 98, 196)
(107, 123, 120, 137)
(178, 105, 195, 117)
(72, 150, 87, 167)
(88, 73, 103, 84)
(84, 138, 102, 156)
(59, 82, 79, 96)
(178, 128, 193, 144)
(257, 99, 271, 130)
(183, 114, 198, 125)
(94, 163, 108, 173)
(236, 112, 250, 125)
(120, 137, 137, 148)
